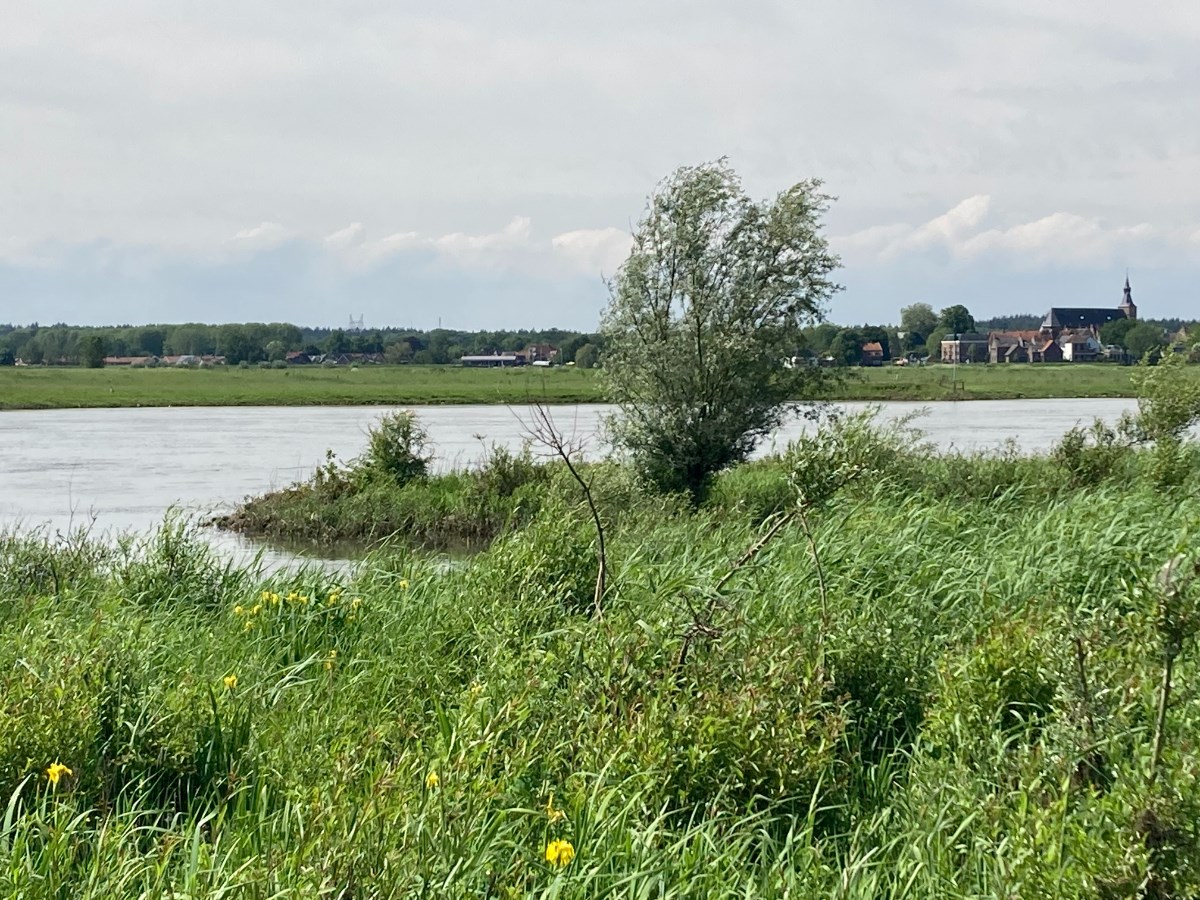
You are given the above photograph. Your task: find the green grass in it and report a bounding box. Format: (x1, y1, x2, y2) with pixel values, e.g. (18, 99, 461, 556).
(831, 361, 1154, 400)
(0, 361, 1183, 409)
(0, 364, 604, 409)
(5, 413, 1200, 896)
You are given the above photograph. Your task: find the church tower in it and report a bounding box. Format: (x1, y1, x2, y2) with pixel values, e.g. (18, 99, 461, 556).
(1119, 275, 1137, 320)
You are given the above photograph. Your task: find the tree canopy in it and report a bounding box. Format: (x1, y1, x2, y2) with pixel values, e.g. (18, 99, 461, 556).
(1126, 322, 1167, 360)
(602, 160, 841, 501)
(937, 305, 976, 335)
(900, 303, 938, 338)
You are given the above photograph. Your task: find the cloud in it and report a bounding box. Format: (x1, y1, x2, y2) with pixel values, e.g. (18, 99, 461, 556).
(4, 2, 1200, 327)
(0, 235, 53, 267)
(434, 216, 533, 268)
(898, 195, 992, 256)
(551, 227, 633, 276)
(317, 217, 631, 277)
(837, 196, 1160, 268)
(323, 222, 365, 249)
(224, 221, 291, 253)
(961, 214, 1156, 265)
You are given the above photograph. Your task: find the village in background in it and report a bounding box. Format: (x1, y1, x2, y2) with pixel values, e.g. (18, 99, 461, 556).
(0, 276, 1196, 370)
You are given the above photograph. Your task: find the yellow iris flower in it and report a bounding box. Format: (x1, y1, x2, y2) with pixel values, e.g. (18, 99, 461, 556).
(545, 839, 575, 868)
(46, 762, 72, 787)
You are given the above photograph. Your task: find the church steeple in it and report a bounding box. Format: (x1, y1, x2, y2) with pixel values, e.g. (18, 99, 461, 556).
(1119, 274, 1137, 320)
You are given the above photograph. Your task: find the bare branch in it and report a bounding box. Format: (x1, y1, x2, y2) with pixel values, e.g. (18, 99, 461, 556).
(514, 400, 608, 618)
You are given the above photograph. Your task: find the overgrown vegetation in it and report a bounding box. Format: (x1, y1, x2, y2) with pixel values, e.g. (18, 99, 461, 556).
(6, 356, 1200, 896)
(3, 404, 1200, 895)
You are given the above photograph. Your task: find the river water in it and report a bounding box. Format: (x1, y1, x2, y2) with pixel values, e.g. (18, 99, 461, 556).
(0, 400, 1142, 563)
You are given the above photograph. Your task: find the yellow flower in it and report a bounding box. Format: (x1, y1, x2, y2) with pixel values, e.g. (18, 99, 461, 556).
(425, 770, 439, 790)
(350, 597, 363, 611)
(324, 650, 338, 671)
(270, 592, 281, 606)
(399, 579, 410, 591)
(243, 620, 254, 632)
(328, 589, 342, 605)
(223, 674, 238, 690)
(260, 590, 272, 602)
(545, 839, 575, 868)
(545, 792, 566, 824)
(233, 604, 245, 616)
(287, 591, 299, 603)
(46, 762, 72, 787)
(250, 603, 262, 616)
(468, 681, 484, 698)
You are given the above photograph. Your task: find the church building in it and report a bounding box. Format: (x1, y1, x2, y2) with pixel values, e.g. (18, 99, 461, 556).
(1039, 277, 1138, 338)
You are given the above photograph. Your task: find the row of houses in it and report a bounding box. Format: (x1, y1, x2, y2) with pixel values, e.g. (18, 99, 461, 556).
(940, 330, 1118, 364)
(942, 277, 1142, 364)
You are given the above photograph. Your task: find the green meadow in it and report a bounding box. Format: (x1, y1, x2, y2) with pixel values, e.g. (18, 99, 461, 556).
(0, 365, 604, 409)
(0, 362, 1161, 410)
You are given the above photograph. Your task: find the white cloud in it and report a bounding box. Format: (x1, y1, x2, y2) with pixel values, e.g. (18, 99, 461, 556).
(323, 222, 365, 249)
(551, 227, 632, 275)
(224, 221, 291, 253)
(434, 216, 533, 268)
(838, 196, 1161, 268)
(961, 215, 1155, 265)
(894, 195, 992, 257)
(317, 216, 630, 277)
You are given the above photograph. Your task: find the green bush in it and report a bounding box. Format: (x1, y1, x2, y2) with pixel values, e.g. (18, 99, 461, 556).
(474, 516, 599, 616)
(827, 633, 927, 763)
(1051, 419, 1133, 487)
(359, 410, 432, 486)
(926, 618, 1059, 749)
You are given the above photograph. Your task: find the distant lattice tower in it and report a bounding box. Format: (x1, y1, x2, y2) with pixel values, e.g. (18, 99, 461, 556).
(348, 314, 365, 333)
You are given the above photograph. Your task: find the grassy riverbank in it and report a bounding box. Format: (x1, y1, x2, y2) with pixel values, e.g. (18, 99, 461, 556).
(830, 360, 1153, 400)
(0, 362, 1172, 409)
(5, 413, 1200, 896)
(0, 365, 604, 409)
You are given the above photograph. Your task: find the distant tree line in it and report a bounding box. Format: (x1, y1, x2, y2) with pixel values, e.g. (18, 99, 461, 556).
(0, 322, 606, 367)
(0, 307, 1192, 370)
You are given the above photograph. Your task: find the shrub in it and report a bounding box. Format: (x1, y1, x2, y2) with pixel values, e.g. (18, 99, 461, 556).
(785, 406, 928, 507)
(359, 410, 432, 486)
(827, 633, 927, 762)
(654, 631, 844, 824)
(475, 516, 599, 616)
(926, 618, 1059, 751)
(1051, 419, 1132, 487)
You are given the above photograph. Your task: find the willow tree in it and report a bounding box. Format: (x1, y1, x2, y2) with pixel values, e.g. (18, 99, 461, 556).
(601, 160, 841, 501)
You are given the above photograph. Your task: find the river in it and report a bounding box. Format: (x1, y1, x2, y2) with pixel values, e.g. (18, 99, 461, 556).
(0, 399, 1143, 563)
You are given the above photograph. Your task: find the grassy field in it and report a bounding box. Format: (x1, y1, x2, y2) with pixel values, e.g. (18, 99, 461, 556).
(0, 361, 1174, 409)
(4, 411, 1200, 896)
(0, 364, 604, 409)
(832, 360, 1149, 400)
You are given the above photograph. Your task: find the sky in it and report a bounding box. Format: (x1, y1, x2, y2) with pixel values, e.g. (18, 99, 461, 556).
(3, 0, 1199, 329)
